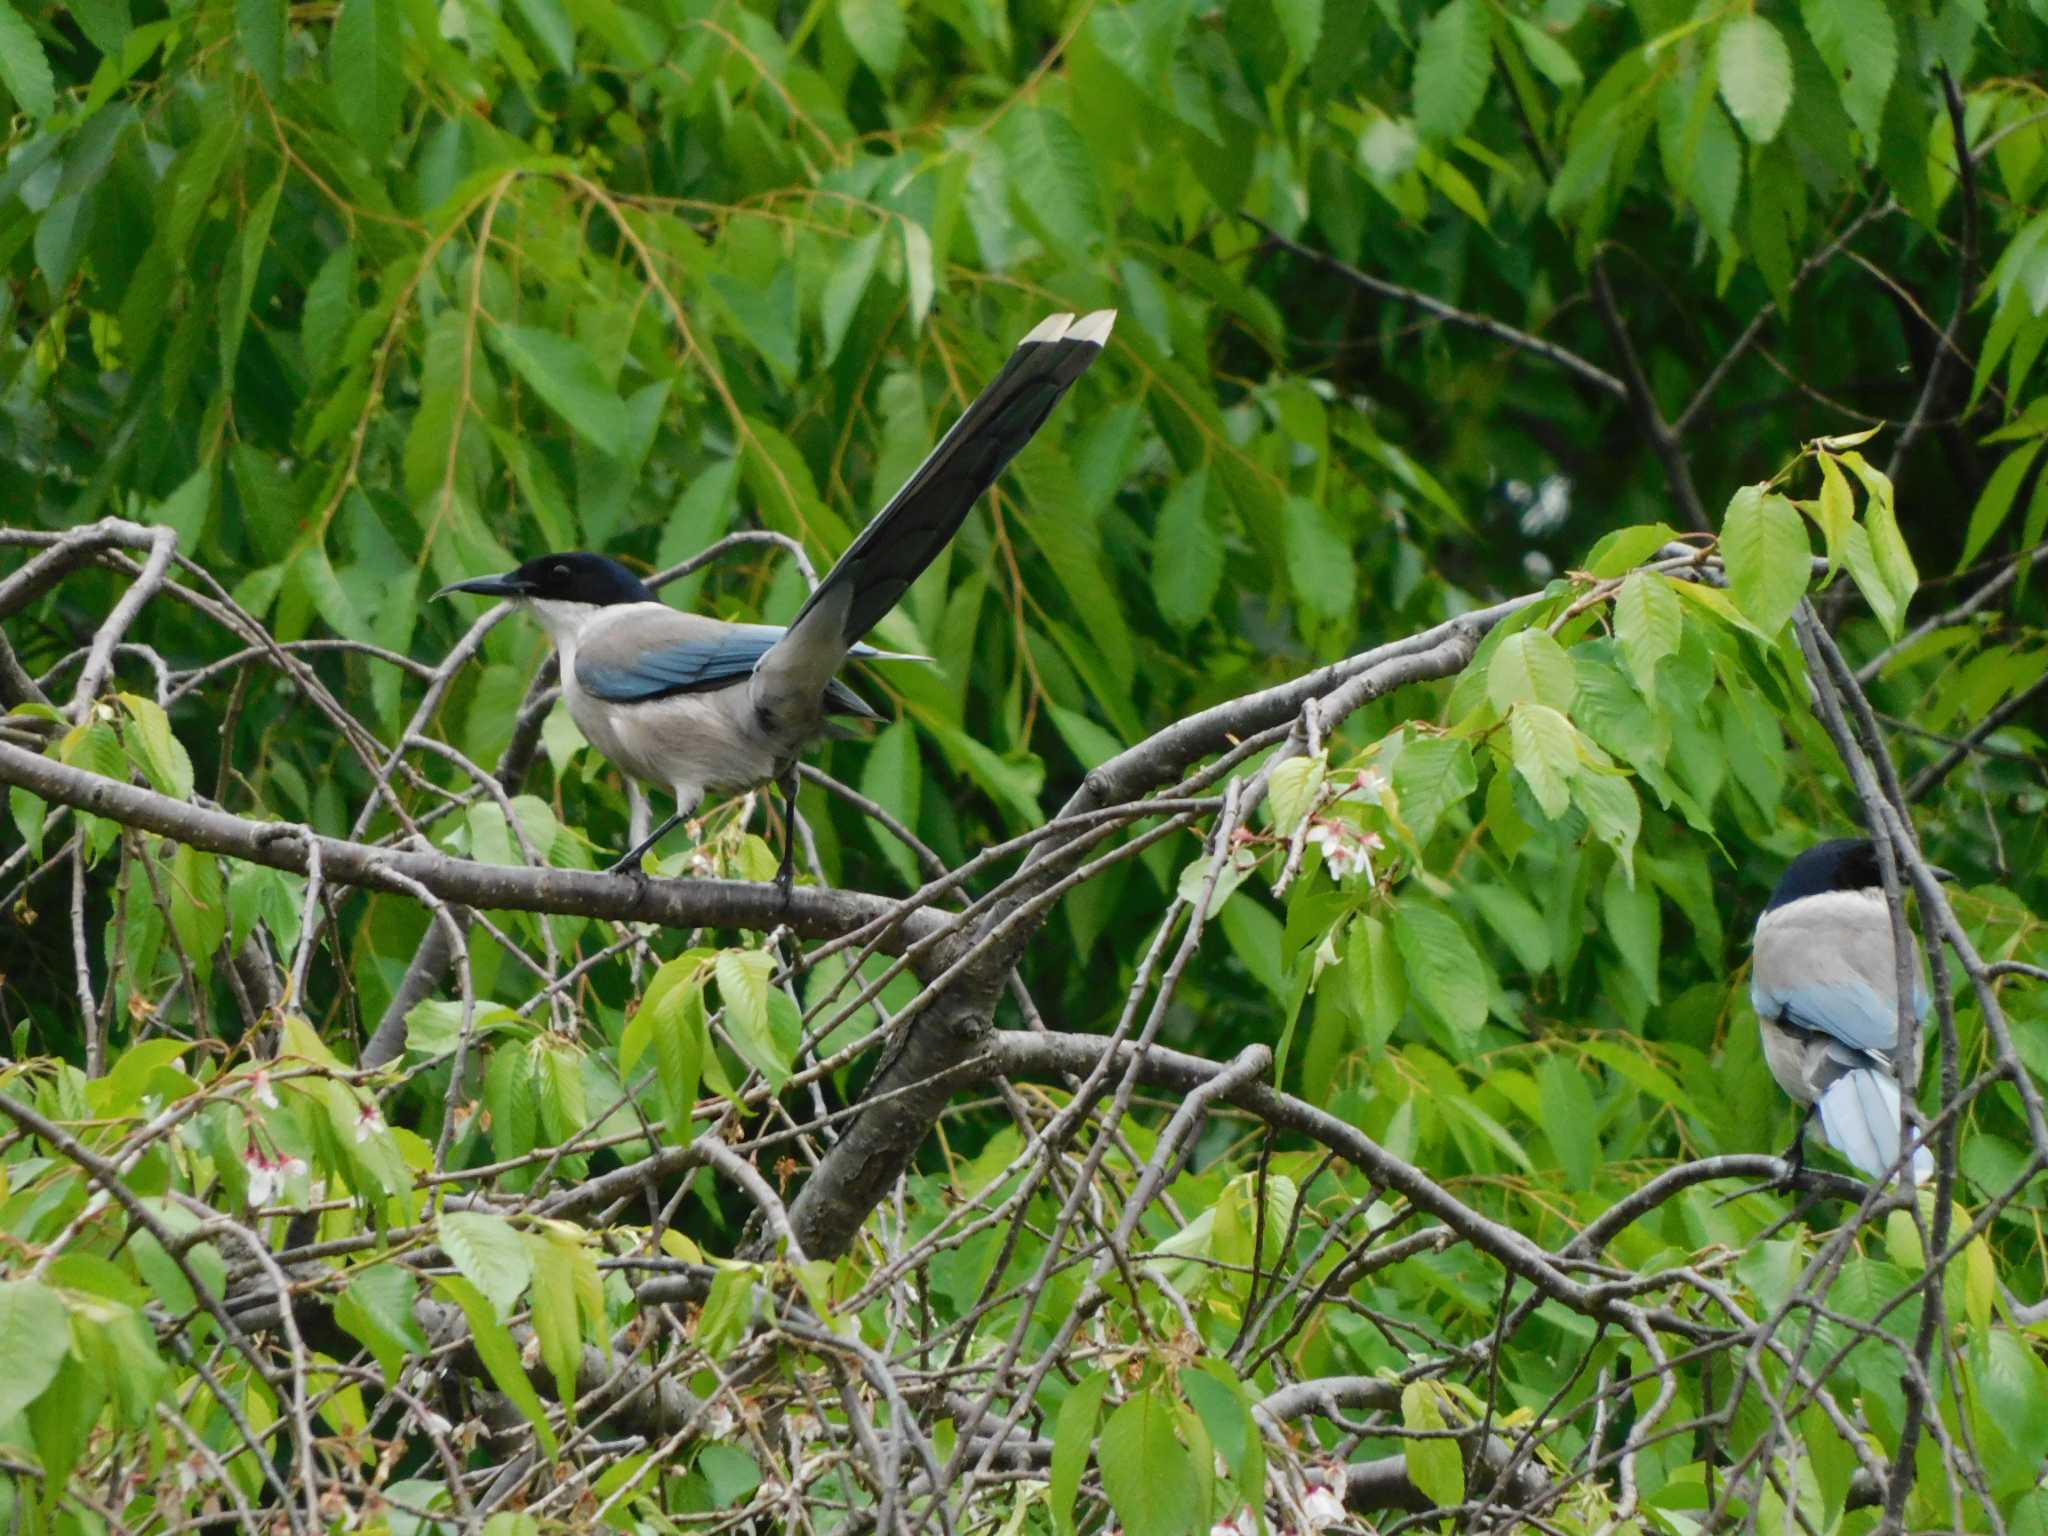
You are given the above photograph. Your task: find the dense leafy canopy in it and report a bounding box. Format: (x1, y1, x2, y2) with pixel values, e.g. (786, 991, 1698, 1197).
(3, 0, 2048, 1531)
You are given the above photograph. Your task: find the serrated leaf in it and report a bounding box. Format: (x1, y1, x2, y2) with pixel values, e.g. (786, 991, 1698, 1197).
(117, 694, 194, 800)
(1613, 573, 1681, 695)
(1152, 469, 1223, 630)
(334, 1265, 427, 1386)
(1413, 0, 1492, 144)
(1509, 703, 1577, 820)
(839, 0, 905, 77)
(1961, 441, 2041, 571)
(487, 323, 629, 458)
(1283, 495, 1356, 625)
(1401, 1383, 1466, 1507)
(1487, 628, 1577, 713)
(1100, 1388, 1201, 1536)
(524, 1229, 582, 1412)
(1392, 900, 1488, 1048)
(1810, 452, 1856, 575)
(1267, 753, 1326, 836)
(0, 0, 56, 120)
(0, 1281, 71, 1423)
(820, 230, 881, 368)
(1800, 0, 1894, 147)
(996, 105, 1103, 250)
(1716, 15, 1792, 144)
(1507, 15, 1580, 91)
(1051, 1373, 1110, 1536)
(237, 0, 284, 92)
(1603, 854, 1661, 1000)
(331, 0, 403, 161)
(1719, 485, 1810, 636)
(439, 1210, 533, 1321)
(1344, 913, 1406, 1052)
(436, 1274, 556, 1456)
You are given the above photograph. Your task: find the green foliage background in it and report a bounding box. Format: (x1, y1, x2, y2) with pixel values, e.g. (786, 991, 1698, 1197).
(5, 0, 2048, 1528)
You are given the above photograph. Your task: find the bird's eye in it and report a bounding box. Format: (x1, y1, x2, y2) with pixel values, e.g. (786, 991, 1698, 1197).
(551, 564, 571, 580)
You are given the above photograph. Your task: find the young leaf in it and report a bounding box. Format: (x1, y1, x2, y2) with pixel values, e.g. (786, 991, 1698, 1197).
(0, 1280, 71, 1423)
(0, 0, 56, 120)
(1799, 0, 1894, 148)
(1719, 485, 1810, 636)
(435, 1274, 558, 1456)
(524, 1229, 582, 1412)
(838, 0, 905, 79)
(1716, 16, 1792, 144)
(1412, 0, 1493, 145)
(331, 0, 403, 161)
(1392, 900, 1488, 1049)
(439, 1210, 534, 1320)
(1401, 1383, 1466, 1507)
(1283, 495, 1356, 625)
(1051, 1373, 1111, 1536)
(1509, 703, 1577, 820)
(1100, 1387, 1200, 1536)
(1613, 573, 1681, 695)
(1487, 629, 1577, 713)
(1153, 469, 1223, 631)
(1959, 441, 2042, 571)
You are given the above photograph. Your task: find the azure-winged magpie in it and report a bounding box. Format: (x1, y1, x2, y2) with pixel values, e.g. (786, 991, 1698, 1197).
(1751, 836, 1952, 1185)
(440, 309, 1115, 892)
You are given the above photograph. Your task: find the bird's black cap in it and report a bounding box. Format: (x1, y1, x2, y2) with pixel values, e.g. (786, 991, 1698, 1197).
(436, 552, 656, 607)
(1764, 836, 1955, 913)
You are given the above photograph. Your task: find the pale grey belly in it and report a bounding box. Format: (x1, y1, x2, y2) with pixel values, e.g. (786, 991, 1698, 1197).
(564, 680, 816, 800)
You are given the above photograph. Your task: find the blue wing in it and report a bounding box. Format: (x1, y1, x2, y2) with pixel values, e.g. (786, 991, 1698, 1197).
(1757, 978, 1910, 1060)
(575, 611, 904, 714)
(578, 622, 782, 702)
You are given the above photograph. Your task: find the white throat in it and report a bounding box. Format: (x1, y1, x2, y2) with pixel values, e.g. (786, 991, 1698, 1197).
(525, 597, 603, 646)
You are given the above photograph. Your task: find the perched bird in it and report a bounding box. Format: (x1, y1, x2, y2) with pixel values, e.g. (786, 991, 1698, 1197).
(1750, 837, 1950, 1185)
(440, 310, 1115, 891)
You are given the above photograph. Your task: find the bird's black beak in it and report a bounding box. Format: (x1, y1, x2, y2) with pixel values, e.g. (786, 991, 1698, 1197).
(1929, 865, 1958, 884)
(434, 573, 531, 600)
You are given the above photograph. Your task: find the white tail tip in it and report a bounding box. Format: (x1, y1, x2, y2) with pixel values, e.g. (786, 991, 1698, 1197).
(1019, 312, 1076, 346)
(1068, 309, 1117, 346)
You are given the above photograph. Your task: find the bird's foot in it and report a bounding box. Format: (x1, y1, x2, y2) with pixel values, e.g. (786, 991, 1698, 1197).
(773, 863, 795, 910)
(1777, 1139, 1809, 1191)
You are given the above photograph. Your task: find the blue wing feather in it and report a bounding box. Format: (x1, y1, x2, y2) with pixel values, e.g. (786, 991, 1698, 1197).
(1758, 978, 1914, 1059)
(577, 618, 903, 707)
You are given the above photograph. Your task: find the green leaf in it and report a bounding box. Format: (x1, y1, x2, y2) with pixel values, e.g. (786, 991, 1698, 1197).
(0, 1280, 71, 1423)
(1716, 15, 1793, 145)
(0, 0, 55, 120)
(487, 324, 629, 458)
(1810, 452, 1855, 574)
(331, 0, 403, 162)
(1573, 770, 1641, 870)
(1509, 703, 1577, 820)
(1282, 495, 1356, 626)
(1613, 572, 1681, 695)
(237, 0, 285, 92)
(1863, 481, 1919, 634)
(117, 694, 194, 800)
(1051, 1373, 1111, 1536)
(436, 1274, 557, 1456)
(1799, 0, 1894, 147)
(1603, 854, 1661, 1000)
(1487, 628, 1577, 713)
(1274, 0, 1322, 67)
(1401, 1382, 1466, 1508)
(1392, 899, 1488, 1049)
(1100, 1387, 1200, 1536)
(996, 104, 1104, 251)
(839, 0, 906, 75)
(1152, 469, 1224, 630)
(1344, 913, 1407, 1053)
(1412, 0, 1492, 145)
(717, 948, 790, 1088)
(1468, 883, 1551, 975)
(1537, 1052, 1597, 1186)
(1961, 442, 2041, 571)
(168, 844, 227, 979)
(820, 230, 882, 367)
(1507, 15, 1581, 91)
(1719, 485, 1810, 636)
(334, 1265, 428, 1386)
(1267, 753, 1327, 837)
(524, 1229, 583, 1412)
(439, 1210, 533, 1320)
(1584, 521, 1679, 578)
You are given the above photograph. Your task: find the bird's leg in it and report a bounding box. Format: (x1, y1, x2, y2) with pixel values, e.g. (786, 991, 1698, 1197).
(608, 810, 684, 875)
(774, 765, 800, 904)
(1780, 1102, 1818, 1185)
